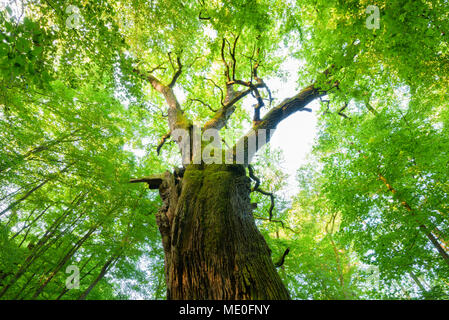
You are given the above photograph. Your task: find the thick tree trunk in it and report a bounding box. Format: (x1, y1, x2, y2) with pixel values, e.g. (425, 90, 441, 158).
(155, 164, 290, 300)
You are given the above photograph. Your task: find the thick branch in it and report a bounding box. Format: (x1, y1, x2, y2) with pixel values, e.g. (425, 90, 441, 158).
(157, 131, 171, 155)
(253, 84, 325, 132)
(133, 68, 190, 133)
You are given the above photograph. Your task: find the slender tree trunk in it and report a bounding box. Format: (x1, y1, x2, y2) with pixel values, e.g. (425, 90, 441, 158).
(155, 164, 290, 300)
(10, 205, 50, 241)
(396, 280, 411, 300)
(0, 129, 81, 174)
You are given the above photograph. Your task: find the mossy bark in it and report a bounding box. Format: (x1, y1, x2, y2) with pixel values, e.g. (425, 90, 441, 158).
(155, 164, 290, 300)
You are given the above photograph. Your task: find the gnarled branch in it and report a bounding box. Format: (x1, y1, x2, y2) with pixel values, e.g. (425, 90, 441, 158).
(133, 66, 190, 134)
(205, 40, 274, 131)
(129, 174, 165, 189)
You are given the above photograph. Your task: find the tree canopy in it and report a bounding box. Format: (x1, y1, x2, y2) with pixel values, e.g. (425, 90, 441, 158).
(0, 0, 448, 299)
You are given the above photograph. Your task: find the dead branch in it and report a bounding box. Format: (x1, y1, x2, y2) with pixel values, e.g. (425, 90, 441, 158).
(168, 53, 183, 88)
(129, 174, 165, 189)
(274, 248, 290, 268)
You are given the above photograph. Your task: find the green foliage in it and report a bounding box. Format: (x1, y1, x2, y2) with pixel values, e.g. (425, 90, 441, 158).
(305, 100, 449, 298)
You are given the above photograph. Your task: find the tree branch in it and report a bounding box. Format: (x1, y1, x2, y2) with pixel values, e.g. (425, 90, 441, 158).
(230, 34, 240, 81)
(203, 81, 266, 131)
(129, 174, 165, 189)
(188, 98, 217, 112)
(205, 42, 274, 131)
(221, 38, 231, 82)
(168, 54, 183, 88)
(274, 248, 290, 268)
(205, 78, 225, 106)
(230, 71, 337, 164)
(133, 67, 190, 133)
(338, 102, 350, 119)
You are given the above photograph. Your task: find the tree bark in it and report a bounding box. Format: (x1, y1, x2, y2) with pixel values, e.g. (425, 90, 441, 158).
(378, 174, 449, 267)
(154, 164, 290, 300)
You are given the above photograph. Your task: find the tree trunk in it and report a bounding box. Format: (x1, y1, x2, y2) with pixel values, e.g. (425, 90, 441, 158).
(155, 163, 290, 300)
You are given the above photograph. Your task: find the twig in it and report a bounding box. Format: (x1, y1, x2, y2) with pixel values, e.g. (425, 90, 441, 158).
(205, 78, 225, 106)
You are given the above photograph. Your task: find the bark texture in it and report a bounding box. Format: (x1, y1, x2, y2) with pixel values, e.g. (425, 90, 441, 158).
(155, 164, 290, 300)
